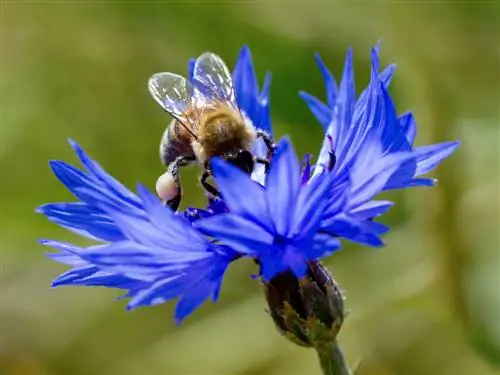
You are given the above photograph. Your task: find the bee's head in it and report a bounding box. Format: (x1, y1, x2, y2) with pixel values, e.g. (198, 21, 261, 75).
(225, 149, 254, 174)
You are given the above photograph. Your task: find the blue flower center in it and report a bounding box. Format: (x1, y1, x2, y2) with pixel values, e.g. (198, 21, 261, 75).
(273, 235, 288, 248)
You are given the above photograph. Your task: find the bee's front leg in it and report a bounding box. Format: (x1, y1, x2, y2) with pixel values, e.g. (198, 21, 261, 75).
(200, 170, 220, 198)
(254, 157, 270, 173)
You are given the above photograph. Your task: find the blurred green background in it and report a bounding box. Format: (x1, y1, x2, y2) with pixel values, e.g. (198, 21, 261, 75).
(1, 2, 499, 375)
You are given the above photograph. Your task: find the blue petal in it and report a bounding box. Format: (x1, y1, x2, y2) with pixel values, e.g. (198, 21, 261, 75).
(257, 72, 272, 134)
(136, 185, 210, 250)
(299, 91, 331, 131)
(322, 173, 349, 219)
(349, 135, 416, 208)
(407, 178, 436, 187)
(127, 275, 185, 310)
(342, 60, 384, 163)
(174, 284, 213, 323)
(49, 160, 96, 199)
(69, 139, 138, 202)
(174, 271, 221, 323)
(337, 49, 400, 169)
(52, 265, 101, 286)
(399, 112, 417, 145)
(176, 256, 232, 323)
(371, 44, 381, 73)
(383, 158, 417, 191)
(68, 271, 142, 289)
(231, 45, 273, 134)
(312, 233, 341, 259)
(413, 141, 460, 176)
(126, 253, 233, 323)
(331, 48, 355, 155)
(265, 137, 300, 236)
(233, 46, 258, 124)
(350, 200, 394, 220)
(370, 42, 396, 88)
(79, 241, 209, 273)
(379, 84, 411, 154)
(42, 239, 94, 266)
(348, 231, 384, 247)
(92, 202, 210, 257)
(379, 64, 396, 88)
(188, 58, 196, 81)
(37, 203, 125, 242)
(211, 157, 273, 231)
(291, 172, 333, 239)
(195, 214, 273, 256)
(362, 220, 390, 235)
(321, 216, 384, 247)
(314, 53, 338, 107)
(312, 49, 356, 177)
(72, 186, 144, 218)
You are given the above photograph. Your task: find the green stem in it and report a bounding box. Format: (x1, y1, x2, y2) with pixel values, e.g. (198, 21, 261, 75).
(316, 341, 352, 375)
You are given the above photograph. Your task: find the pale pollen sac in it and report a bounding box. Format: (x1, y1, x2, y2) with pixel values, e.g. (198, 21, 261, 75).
(155, 172, 179, 201)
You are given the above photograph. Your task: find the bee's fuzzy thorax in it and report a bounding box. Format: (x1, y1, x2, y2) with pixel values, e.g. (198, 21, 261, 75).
(195, 104, 256, 162)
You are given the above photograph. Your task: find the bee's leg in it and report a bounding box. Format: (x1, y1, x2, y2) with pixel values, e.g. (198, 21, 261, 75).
(163, 155, 194, 211)
(256, 131, 276, 154)
(200, 170, 220, 198)
(165, 191, 182, 212)
(254, 157, 270, 173)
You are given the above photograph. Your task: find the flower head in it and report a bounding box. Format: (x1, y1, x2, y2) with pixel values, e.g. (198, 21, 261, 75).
(300, 43, 460, 246)
(196, 137, 341, 281)
(37, 44, 460, 326)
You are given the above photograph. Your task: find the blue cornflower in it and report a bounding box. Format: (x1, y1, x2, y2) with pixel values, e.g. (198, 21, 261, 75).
(196, 137, 341, 281)
(300, 43, 460, 246)
(37, 44, 461, 323)
(37, 140, 240, 323)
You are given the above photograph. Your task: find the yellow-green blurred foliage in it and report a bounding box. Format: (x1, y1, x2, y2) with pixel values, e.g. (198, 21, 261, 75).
(1, 2, 499, 375)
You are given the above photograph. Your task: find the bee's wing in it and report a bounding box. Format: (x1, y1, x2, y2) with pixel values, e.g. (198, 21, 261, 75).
(148, 72, 197, 125)
(192, 52, 238, 109)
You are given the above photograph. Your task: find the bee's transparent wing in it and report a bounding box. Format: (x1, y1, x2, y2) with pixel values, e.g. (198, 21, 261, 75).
(192, 52, 237, 108)
(148, 72, 195, 124)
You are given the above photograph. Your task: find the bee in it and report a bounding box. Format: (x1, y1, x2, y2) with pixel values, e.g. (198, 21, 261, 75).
(148, 52, 275, 211)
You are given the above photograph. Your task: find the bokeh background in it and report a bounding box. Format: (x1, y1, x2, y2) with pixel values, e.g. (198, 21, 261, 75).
(1, 2, 499, 375)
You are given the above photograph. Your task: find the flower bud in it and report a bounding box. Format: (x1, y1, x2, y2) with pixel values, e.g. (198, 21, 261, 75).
(263, 260, 345, 349)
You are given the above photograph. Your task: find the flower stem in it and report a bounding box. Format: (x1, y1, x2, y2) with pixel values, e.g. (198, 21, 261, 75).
(316, 341, 352, 375)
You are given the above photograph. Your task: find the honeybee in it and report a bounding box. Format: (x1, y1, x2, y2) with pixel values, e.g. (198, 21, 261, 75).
(148, 52, 274, 211)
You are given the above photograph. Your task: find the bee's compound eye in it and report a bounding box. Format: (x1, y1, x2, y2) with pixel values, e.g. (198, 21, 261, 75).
(155, 172, 179, 201)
